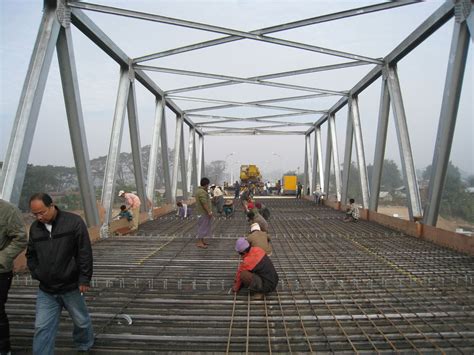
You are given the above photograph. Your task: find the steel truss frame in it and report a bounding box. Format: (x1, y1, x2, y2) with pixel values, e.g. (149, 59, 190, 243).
(0, 0, 471, 232)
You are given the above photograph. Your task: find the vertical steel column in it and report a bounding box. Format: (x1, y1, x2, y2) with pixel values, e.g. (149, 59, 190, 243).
(370, 76, 391, 211)
(351, 95, 370, 208)
(303, 134, 313, 195)
(171, 114, 184, 205)
(56, 26, 99, 227)
(386, 65, 422, 220)
(179, 123, 188, 200)
(424, 13, 470, 226)
(324, 124, 332, 198)
(341, 107, 353, 205)
(191, 131, 198, 192)
(100, 68, 130, 237)
(199, 135, 205, 178)
(160, 108, 172, 204)
(329, 114, 342, 202)
(196, 134, 203, 184)
(146, 97, 165, 219)
(311, 127, 318, 192)
(127, 79, 146, 212)
(0, 8, 60, 203)
(315, 126, 325, 194)
(186, 127, 196, 194)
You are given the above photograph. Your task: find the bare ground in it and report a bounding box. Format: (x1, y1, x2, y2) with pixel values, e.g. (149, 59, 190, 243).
(377, 206, 474, 233)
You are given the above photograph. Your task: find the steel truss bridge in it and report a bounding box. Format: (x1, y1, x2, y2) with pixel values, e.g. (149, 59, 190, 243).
(1, 1, 472, 235)
(1, 2, 474, 352)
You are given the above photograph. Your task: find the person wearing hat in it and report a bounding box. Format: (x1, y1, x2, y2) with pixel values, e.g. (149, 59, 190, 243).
(246, 223, 272, 256)
(246, 210, 268, 233)
(118, 190, 141, 232)
(232, 238, 278, 299)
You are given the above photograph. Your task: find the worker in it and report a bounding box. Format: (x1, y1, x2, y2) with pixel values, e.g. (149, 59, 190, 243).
(246, 223, 272, 256)
(212, 185, 225, 215)
(176, 201, 191, 218)
(118, 190, 141, 232)
(240, 187, 250, 211)
(233, 181, 240, 199)
(344, 198, 360, 222)
(195, 177, 213, 248)
(255, 202, 270, 221)
(296, 182, 302, 199)
(247, 210, 268, 233)
(232, 237, 279, 300)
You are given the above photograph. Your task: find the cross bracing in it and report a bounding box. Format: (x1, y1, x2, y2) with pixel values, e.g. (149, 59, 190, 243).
(0, 0, 472, 236)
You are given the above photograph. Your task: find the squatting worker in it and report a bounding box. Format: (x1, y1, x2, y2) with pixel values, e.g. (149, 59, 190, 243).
(0, 199, 28, 355)
(246, 223, 272, 256)
(27, 193, 94, 354)
(118, 190, 141, 232)
(232, 237, 278, 300)
(195, 177, 213, 249)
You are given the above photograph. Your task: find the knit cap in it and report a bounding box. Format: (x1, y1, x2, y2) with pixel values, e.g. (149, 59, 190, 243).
(235, 237, 250, 253)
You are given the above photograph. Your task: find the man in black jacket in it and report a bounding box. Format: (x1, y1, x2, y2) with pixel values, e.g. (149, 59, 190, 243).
(26, 193, 93, 354)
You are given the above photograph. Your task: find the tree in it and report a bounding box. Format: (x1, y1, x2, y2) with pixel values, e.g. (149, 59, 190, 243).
(467, 175, 474, 187)
(423, 162, 474, 222)
(205, 160, 226, 184)
(19, 165, 60, 211)
(367, 159, 403, 191)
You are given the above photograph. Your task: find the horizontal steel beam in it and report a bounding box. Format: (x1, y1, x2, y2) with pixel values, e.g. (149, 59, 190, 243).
(169, 95, 327, 114)
(195, 118, 314, 126)
(198, 122, 312, 130)
(129, 1, 416, 63)
(137, 65, 347, 96)
(204, 129, 305, 136)
(163, 61, 369, 96)
(68, 2, 384, 64)
(188, 111, 318, 123)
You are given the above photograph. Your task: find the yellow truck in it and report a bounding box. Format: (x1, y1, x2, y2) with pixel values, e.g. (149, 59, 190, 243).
(282, 175, 297, 195)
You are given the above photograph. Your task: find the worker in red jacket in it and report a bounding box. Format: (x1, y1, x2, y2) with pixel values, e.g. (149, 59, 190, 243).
(232, 237, 278, 299)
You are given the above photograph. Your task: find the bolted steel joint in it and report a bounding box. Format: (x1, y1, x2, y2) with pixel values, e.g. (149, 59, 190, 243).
(454, 0, 471, 23)
(56, 0, 71, 28)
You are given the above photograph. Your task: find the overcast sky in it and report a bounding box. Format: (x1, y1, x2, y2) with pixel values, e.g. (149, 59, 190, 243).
(0, 0, 472, 182)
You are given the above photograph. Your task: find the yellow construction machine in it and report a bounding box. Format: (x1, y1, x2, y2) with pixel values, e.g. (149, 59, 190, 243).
(240, 164, 262, 188)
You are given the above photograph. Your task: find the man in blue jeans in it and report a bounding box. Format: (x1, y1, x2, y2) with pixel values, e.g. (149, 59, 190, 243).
(26, 193, 94, 354)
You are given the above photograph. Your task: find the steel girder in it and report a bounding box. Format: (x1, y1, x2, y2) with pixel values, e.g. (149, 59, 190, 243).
(146, 97, 166, 219)
(186, 127, 198, 195)
(369, 77, 391, 212)
(341, 106, 353, 206)
(385, 65, 422, 220)
(350, 96, 370, 208)
(127, 81, 147, 213)
(424, 4, 471, 226)
(56, 26, 99, 227)
(303, 134, 313, 197)
(130, 1, 416, 63)
(100, 68, 130, 237)
(69, 2, 385, 65)
(171, 115, 184, 205)
(0, 7, 60, 204)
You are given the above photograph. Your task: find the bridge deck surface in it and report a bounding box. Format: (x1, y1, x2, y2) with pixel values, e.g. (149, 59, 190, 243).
(8, 198, 474, 353)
